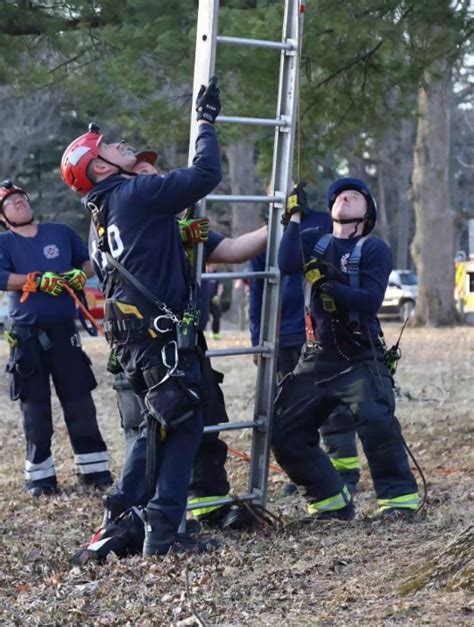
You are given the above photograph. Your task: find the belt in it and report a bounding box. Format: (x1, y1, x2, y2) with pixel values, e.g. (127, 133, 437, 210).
(103, 318, 175, 342)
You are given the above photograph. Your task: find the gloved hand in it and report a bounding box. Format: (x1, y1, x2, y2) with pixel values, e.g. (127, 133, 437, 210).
(212, 295, 221, 306)
(62, 268, 87, 291)
(179, 217, 209, 246)
(196, 76, 221, 124)
(303, 259, 328, 288)
(35, 272, 66, 296)
(281, 182, 309, 228)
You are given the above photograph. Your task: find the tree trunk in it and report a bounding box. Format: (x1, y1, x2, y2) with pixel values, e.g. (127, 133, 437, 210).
(410, 61, 458, 325)
(224, 141, 262, 325)
(376, 158, 390, 245)
(396, 118, 416, 269)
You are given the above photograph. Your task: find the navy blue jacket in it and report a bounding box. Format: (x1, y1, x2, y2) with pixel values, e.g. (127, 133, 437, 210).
(278, 222, 391, 355)
(249, 210, 331, 348)
(0, 223, 89, 325)
(88, 124, 221, 316)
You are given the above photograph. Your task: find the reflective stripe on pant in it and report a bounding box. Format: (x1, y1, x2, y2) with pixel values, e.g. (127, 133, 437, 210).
(378, 492, 420, 511)
(188, 496, 226, 517)
(24, 456, 56, 483)
(307, 485, 352, 515)
(272, 351, 418, 508)
(74, 451, 109, 476)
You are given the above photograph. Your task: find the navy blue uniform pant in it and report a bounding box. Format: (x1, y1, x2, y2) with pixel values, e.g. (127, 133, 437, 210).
(6, 321, 109, 489)
(113, 337, 204, 535)
(272, 348, 418, 506)
(278, 344, 360, 489)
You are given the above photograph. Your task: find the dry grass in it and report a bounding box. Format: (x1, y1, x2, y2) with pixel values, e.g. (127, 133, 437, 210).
(0, 323, 473, 625)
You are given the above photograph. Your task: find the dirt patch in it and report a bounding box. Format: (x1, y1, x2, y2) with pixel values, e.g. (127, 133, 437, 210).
(0, 323, 473, 625)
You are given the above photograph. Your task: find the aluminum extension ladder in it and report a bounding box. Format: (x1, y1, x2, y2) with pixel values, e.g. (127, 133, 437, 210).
(186, 0, 305, 515)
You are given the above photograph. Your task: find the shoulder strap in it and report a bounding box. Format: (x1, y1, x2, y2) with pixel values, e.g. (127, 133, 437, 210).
(347, 236, 367, 327)
(313, 233, 333, 258)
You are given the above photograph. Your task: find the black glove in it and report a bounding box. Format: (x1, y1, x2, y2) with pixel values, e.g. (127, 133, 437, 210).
(196, 76, 221, 124)
(303, 258, 349, 288)
(281, 182, 310, 228)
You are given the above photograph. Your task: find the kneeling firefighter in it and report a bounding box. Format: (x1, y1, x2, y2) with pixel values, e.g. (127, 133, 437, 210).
(274, 178, 420, 521)
(60, 78, 223, 556)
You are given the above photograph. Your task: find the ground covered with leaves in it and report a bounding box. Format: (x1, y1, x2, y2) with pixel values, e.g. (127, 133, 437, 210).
(0, 324, 473, 625)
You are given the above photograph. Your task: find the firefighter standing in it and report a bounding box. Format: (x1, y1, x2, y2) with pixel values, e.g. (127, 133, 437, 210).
(0, 180, 112, 496)
(274, 178, 419, 520)
(99, 150, 268, 530)
(249, 199, 361, 493)
(61, 79, 224, 556)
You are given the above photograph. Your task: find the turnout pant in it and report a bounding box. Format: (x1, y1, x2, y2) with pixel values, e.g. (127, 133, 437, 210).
(272, 349, 419, 513)
(112, 337, 204, 536)
(6, 321, 109, 489)
(113, 332, 230, 519)
(278, 344, 360, 489)
(209, 302, 221, 335)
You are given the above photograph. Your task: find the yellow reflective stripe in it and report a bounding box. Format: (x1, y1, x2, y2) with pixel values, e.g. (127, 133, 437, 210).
(188, 496, 225, 517)
(307, 485, 351, 514)
(378, 492, 420, 511)
(331, 456, 360, 472)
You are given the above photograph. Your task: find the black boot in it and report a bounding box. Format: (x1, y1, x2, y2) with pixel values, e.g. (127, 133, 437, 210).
(102, 494, 127, 527)
(220, 506, 261, 531)
(304, 501, 356, 522)
(143, 509, 219, 557)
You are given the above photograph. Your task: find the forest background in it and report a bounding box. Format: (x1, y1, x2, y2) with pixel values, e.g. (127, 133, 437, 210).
(0, 0, 473, 325)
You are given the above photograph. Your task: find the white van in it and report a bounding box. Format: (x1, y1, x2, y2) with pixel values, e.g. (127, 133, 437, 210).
(380, 270, 418, 322)
(0, 290, 9, 327)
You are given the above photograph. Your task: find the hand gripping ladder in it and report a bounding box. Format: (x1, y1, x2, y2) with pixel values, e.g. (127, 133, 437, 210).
(187, 0, 305, 515)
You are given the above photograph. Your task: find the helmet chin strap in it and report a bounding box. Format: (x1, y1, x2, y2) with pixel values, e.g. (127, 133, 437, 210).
(2, 215, 34, 229)
(98, 155, 138, 178)
(332, 216, 366, 239)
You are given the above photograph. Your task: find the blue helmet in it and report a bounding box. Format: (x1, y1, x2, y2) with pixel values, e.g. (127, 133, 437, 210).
(327, 177, 377, 235)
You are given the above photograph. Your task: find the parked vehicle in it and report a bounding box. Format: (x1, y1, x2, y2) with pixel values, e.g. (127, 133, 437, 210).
(83, 276, 105, 320)
(380, 270, 418, 322)
(0, 290, 9, 327)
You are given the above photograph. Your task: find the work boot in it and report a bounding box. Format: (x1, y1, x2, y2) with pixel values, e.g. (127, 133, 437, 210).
(376, 508, 417, 522)
(220, 506, 261, 531)
(304, 501, 355, 523)
(102, 494, 127, 527)
(79, 470, 113, 488)
(143, 509, 219, 557)
(195, 504, 231, 529)
(28, 485, 58, 498)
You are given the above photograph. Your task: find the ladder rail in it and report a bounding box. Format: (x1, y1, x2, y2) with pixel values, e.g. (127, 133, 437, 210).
(186, 0, 304, 516)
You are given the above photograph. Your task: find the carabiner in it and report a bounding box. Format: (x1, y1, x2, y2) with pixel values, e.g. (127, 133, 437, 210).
(153, 314, 175, 334)
(161, 341, 178, 376)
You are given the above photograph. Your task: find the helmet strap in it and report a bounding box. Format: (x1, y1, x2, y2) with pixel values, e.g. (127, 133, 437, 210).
(2, 215, 34, 229)
(97, 155, 138, 178)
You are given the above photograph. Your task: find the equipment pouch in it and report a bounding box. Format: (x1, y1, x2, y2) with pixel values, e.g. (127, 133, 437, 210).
(5, 344, 33, 402)
(144, 374, 201, 431)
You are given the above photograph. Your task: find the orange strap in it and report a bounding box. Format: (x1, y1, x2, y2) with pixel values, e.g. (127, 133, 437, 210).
(228, 446, 284, 474)
(20, 272, 40, 304)
(63, 284, 105, 337)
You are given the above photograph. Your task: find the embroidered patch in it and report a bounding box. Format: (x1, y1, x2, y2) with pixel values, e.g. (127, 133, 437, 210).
(43, 244, 59, 259)
(340, 253, 350, 274)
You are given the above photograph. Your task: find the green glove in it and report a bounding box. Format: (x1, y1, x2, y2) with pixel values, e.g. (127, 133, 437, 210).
(62, 268, 87, 291)
(212, 294, 221, 305)
(178, 217, 209, 247)
(35, 272, 65, 296)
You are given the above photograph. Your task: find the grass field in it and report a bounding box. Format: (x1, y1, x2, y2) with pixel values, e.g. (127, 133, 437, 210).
(0, 323, 472, 625)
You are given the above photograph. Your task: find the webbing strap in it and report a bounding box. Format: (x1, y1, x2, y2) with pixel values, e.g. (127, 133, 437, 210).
(347, 236, 367, 327)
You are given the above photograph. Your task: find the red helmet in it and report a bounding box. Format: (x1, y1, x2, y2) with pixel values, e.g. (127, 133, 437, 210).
(0, 179, 29, 210)
(135, 149, 158, 165)
(60, 123, 103, 195)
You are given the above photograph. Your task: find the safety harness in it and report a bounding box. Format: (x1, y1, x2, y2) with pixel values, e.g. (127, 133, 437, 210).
(304, 233, 370, 359)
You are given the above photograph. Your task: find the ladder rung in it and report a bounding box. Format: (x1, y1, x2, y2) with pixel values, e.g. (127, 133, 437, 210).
(217, 35, 295, 51)
(202, 270, 278, 281)
(206, 345, 274, 358)
(207, 194, 283, 203)
(218, 115, 290, 127)
(187, 493, 258, 512)
(204, 419, 265, 434)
